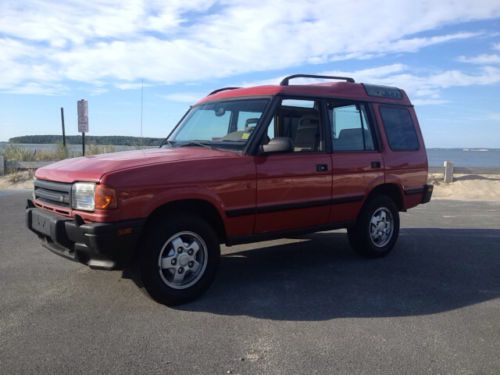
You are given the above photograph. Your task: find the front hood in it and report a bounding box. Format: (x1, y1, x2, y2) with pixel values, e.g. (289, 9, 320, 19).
(35, 147, 231, 183)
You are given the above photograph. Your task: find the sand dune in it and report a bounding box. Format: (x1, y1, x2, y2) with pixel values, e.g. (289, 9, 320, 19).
(429, 173, 500, 201)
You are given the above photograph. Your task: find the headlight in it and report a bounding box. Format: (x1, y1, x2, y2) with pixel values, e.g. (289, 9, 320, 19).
(71, 182, 117, 211)
(72, 182, 96, 211)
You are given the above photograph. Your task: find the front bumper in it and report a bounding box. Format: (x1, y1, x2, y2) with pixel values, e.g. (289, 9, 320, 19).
(26, 200, 145, 269)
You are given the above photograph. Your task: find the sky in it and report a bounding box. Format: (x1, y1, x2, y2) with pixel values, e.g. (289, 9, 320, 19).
(1, 0, 500, 148)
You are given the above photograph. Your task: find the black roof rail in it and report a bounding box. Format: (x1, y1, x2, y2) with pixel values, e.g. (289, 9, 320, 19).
(208, 87, 240, 96)
(280, 74, 355, 86)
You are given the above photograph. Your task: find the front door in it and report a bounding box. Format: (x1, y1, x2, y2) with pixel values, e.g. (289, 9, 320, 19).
(254, 98, 332, 234)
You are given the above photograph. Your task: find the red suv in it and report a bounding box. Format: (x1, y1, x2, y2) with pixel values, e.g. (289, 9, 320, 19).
(27, 74, 432, 305)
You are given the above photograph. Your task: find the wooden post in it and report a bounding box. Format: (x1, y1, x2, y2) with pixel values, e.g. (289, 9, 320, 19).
(444, 160, 454, 183)
(0, 155, 4, 176)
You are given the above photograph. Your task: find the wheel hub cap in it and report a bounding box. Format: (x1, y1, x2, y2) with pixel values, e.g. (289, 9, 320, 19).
(369, 207, 394, 248)
(157, 231, 208, 290)
(178, 254, 189, 267)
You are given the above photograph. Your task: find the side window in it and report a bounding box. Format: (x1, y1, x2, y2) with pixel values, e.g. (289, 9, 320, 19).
(380, 106, 419, 151)
(329, 103, 375, 151)
(261, 98, 324, 152)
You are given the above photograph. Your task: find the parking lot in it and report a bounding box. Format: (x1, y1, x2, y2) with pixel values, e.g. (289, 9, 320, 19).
(1, 190, 499, 374)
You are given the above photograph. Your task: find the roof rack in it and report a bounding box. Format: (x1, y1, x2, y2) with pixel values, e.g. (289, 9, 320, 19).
(280, 74, 355, 86)
(208, 87, 241, 96)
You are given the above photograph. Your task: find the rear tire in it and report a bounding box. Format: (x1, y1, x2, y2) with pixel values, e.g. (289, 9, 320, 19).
(141, 214, 220, 306)
(347, 195, 400, 258)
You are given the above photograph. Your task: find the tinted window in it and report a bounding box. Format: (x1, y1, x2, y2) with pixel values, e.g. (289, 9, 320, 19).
(380, 107, 419, 151)
(329, 103, 375, 151)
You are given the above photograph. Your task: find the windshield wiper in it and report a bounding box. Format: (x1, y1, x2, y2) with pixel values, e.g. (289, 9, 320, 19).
(176, 141, 214, 149)
(160, 140, 176, 148)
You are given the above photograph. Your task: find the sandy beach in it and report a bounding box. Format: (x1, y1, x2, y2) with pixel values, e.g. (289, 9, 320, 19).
(429, 173, 500, 201)
(0, 171, 34, 190)
(2, 171, 499, 201)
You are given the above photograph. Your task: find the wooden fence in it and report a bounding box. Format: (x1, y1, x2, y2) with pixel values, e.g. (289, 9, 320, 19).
(0, 156, 55, 175)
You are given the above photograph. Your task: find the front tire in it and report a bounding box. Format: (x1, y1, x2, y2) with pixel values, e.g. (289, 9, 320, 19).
(141, 214, 220, 306)
(347, 195, 400, 258)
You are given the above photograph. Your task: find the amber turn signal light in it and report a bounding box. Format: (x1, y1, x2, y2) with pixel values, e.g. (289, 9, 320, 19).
(95, 185, 117, 209)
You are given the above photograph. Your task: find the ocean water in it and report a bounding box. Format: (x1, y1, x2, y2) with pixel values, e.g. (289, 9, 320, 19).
(1, 142, 499, 168)
(427, 149, 500, 168)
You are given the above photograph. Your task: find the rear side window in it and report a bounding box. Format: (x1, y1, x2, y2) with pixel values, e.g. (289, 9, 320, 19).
(328, 103, 375, 151)
(380, 107, 419, 151)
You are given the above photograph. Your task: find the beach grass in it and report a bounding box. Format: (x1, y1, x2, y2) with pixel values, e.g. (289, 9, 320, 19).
(1, 143, 115, 162)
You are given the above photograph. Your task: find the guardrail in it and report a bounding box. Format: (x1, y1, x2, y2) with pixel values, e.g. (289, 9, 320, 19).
(428, 166, 500, 174)
(0, 156, 56, 176)
(5, 160, 55, 170)
(429, 161, 500, 183)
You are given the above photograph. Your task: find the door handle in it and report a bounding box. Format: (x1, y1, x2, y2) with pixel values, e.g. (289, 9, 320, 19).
(316, 164, 328, 172)
(371, 161, 381, 169)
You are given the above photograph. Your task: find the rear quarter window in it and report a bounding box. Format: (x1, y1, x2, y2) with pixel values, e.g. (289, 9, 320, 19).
(380, 106, 419, 151)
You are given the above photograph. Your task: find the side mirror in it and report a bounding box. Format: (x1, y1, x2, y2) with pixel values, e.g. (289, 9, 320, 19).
(261, 137, 294, 154)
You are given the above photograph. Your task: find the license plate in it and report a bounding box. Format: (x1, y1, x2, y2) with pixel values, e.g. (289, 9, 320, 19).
(32, 211, 52, 237)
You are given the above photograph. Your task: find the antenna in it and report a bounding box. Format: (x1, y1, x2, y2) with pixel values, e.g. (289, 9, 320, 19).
(140, 79, 144, 146)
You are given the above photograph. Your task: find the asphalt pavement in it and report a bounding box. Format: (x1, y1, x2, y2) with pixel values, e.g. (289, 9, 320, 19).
(0, 190, 499, 374)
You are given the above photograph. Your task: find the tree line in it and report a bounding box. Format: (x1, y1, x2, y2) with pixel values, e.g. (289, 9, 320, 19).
(9, 135, 164, 146)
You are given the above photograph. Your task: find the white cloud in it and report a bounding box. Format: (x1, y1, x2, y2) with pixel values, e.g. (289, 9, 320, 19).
(493, 43, 500, 51)
(373, 32, 483, 54)
(458, 54, 500, 64)
(411, 98, 449, 106)
(323, 65, 500, 105)
(241, 63, 500, 106)
(116, 82, 152, 90)
(241, 64, 409, 87)
(1, 0, 500, 93)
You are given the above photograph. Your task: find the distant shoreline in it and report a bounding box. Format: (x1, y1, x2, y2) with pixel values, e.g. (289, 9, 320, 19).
(5, 135, 163, 146)
(1, 140, 499, 151)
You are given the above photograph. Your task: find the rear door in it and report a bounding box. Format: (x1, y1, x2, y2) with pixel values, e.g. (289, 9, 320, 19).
(254, 98, 332, 233)
(327, 101, 384, 223)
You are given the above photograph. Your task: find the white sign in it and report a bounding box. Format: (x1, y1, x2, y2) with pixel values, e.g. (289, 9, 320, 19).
(77, 99, 89, 133)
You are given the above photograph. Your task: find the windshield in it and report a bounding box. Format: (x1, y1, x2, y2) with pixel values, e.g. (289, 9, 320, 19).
(168, 99, 269, 149)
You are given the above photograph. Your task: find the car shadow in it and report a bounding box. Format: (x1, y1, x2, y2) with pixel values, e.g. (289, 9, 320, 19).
(175, 228, 500, 321)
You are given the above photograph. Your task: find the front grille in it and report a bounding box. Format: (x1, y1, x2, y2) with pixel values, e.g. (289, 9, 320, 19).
(34, 179, 72, 208)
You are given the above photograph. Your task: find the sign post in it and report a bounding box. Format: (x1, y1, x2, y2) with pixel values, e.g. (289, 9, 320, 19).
(77, 100, 89, 156)
(60, 107, 66, 147)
